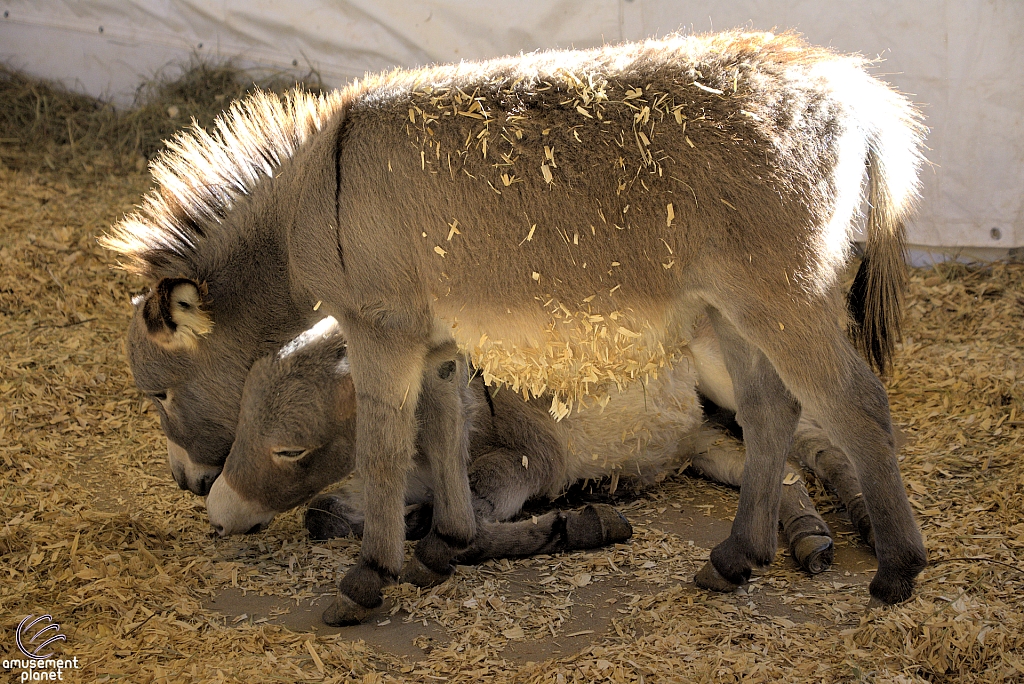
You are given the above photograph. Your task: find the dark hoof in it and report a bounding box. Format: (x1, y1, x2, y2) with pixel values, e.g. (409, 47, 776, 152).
(400, 556, 454, 588)
(708, 540, 757, 586)
(866, 596, 887, 610)
(566, 504, 633, 550)
(867, 542, 927, 605)
(792, 534, 834, 575)
(868, 566, 921, 606)
(695, 560, 743, 593)
(322, 593, 372, 626)
(593, 504, 633, 545)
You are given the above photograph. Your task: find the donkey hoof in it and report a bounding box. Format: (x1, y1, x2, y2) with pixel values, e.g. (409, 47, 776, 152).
(400, 556, 454, 588)
(566, 504, 633, 550)
(792, 534, 834, 575)
(868, 560, 922, 606)
(322, 593, 372, 626)
(695, 560, 742, 593)
(592, 504, 634, 545)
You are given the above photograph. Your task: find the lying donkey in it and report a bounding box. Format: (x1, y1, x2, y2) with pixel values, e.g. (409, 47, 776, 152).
(103, 31, 926, 622)
(208, 314, 638, 564)
(206, 315, 839, 577)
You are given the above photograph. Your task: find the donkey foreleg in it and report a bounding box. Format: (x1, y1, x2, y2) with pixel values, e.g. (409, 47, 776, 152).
(400, 358, 478, 589)
(323, 333, 426, 626)
(695, 310, 802, 592)
(690, 439, 834, 575)
(455, 504, 633, 565)
(779, 484, 835, 575)
(305, 491, 366, 540)
(304, 492, 435, 542)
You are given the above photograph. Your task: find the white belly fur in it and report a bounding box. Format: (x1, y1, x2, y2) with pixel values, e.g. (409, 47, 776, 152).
(539, 348, 702, 498)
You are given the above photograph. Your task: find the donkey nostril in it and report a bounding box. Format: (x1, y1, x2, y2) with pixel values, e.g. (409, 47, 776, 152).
(212, 524, 225, 537)
(195, 475, 215, 497)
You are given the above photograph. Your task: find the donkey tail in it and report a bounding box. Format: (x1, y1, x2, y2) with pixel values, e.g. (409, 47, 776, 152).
(848, 78, 926, 376)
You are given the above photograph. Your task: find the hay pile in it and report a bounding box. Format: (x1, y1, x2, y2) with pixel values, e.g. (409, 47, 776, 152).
(0, 61, 321, 176)
(1, 64, 1022, 683)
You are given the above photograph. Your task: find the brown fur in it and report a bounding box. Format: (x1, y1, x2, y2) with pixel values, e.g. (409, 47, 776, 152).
(103, 31, 926, 620)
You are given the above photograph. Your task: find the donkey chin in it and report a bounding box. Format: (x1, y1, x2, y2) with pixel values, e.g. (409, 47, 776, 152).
(206, 476, 278, 536)
(167, 439, 223, 497)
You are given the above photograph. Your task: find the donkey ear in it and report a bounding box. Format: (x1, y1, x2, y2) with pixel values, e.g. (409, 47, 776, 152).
(141, 278, 214, 351)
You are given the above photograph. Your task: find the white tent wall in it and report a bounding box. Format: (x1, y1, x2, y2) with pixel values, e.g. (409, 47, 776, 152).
(2, 0, 1021, 259)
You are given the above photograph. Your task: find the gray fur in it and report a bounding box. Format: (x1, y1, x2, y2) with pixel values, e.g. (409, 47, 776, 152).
(207, 315, 839, 579)
(103, 32, 926, 619)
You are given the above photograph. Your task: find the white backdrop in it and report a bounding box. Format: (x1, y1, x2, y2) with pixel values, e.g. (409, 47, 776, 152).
(2, 0, 1021, 258)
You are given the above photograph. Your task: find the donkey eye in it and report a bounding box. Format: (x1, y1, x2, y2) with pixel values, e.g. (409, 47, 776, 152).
(151, 391, 168, 402)
(272, 447, 310, 459)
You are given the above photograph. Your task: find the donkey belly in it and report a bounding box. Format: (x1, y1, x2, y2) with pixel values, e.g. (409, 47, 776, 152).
(435, 294, 702, 419)
(551, 350, 702, 491)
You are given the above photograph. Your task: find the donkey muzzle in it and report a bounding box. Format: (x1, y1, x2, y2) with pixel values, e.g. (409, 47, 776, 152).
(206, 476, 278, 536)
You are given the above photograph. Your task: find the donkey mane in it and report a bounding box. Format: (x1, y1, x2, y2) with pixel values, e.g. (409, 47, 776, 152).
(101, 89, 348, 277)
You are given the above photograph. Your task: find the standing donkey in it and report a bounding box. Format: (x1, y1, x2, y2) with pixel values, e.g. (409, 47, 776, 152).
(103, 31, 926, 624)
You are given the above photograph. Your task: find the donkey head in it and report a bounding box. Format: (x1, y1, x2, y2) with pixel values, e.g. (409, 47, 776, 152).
(207, 317, 359, 536)
(129, 278, 248, 496)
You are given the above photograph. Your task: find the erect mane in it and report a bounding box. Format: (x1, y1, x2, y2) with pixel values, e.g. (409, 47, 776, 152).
(101, 88, 347, 278)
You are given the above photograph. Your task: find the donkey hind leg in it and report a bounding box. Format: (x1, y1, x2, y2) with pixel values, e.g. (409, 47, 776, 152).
(790, 417, 874, 548)
(400, 359, 478, 590)
(689, 433, 834, 576)
(693, 310, 802, 593)
(468, 447, 559, 522)
(802, 352, 924, 604)
(778, 472, 834, 575)
(324, 336, 430, 626)
(456, 505, 633, 565)
(715, 304, 925, 605)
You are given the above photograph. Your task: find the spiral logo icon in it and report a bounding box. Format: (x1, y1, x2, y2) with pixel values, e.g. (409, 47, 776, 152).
(15, 615, 66, 660)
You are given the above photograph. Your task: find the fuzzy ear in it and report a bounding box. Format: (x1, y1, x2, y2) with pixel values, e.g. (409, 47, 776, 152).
(141, 278, 214, 351)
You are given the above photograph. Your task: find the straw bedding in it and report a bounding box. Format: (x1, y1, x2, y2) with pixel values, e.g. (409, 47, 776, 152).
(1, 65, 1022, 683)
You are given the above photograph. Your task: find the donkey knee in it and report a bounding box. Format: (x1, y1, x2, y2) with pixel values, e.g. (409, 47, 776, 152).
(305, 493, 364, 540)
(468, 448, 546, 521)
